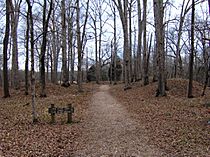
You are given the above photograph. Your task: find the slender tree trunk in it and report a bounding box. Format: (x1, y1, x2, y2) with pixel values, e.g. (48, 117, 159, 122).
(175, 0, 190, 78)
(76, 0, 82, 91)
(86, 48, 88, 82)
(3, 0, 11, 98)
(129, 0, 133, 82)
(25, 10, 29, 95)
(113, 0, 131, 89)
(61, 0, 69, 87)
(137, 0, 142, 81)
(51, 1, 57, 84)
(110, 42, 113, 84)
(76, 0, 89, 92)
(201, 31, 209, 96)
(46, 45, 50, 82)
(152, 39, 158, 82)
(70, 40, 75, 83)
(26, 0, 38, 123)
(10, 1, 21, 90)
(133, 27, 137, 82)
(40, 0, 53, 97)
(67, 7, 74, 83)
(124, 0, 131, 90)
(187, 0, 195, 98)
(94, 19, 99, 84)
(143, 0, 149, 85)
(113, 5, 117, 84)
(99, 6, 103, 82)
(153, 0, 166, 96)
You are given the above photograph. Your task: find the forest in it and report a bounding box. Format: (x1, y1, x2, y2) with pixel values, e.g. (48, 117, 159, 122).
(0, 0, 210, 156)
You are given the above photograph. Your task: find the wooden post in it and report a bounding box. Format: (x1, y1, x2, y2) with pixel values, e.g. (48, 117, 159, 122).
(50, 104, 55, 123)
(67, 104, 73, 123)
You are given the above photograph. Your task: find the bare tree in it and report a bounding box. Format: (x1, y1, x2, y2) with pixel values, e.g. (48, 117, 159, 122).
(136, 0, 142, 81)
(113, 3, 117, 85)
(187, 0, 195, 98)
(61, 0, 69, 87)
(112, 0, 131, 90)
(76, 0, 90, 92)
(50, 0, 61, 84)
(174, 0, 190, 78)
(25, 7, 29, 95)
(128, 0, 133, 82)
(26, 0, 38, 123)
(66, 1, 75, 84)
(153, 0, 166, 96)
(2, 0, 11, 98)
(143, 0, 149, 85)
(40, 0, 53, 97)
(10, 0, 21, 90)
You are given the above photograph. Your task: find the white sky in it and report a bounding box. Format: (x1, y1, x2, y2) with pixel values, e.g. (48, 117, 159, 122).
(0, 0, 209, 70)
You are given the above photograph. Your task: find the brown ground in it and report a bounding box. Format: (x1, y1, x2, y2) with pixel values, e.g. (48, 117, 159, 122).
(110, 79, 210, 156)
(0, 83, 96, 156)
(73, 85, 163, 156)
(0, 79, 209, 156)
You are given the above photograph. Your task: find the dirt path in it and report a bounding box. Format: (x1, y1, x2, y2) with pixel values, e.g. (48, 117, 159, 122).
(73, 85, 163, 156)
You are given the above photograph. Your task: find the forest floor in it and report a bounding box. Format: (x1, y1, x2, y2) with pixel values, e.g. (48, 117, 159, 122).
(0, 79, 209, 156)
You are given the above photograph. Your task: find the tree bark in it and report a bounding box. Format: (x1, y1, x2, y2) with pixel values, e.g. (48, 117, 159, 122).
(76, 0, 90, 92)
(26, 0, 38, 123)
(40, 0, 53, 97)
(129, 0, 133, 82)
(137, 0, 142, 81)
(175, 0, 190, 78)
(187, 0, 195, 98)
(113, 0, 131, 90)
(61, 0, 69, 87)
(25, 10, 29, 95)
(51, 1, 58, 84)
(10, 0, 21, 90)
(153, 0, 166, 96)
(143, 0, 149, 85)
(2, 0, 11, 98)
(113, 5, 117, 85)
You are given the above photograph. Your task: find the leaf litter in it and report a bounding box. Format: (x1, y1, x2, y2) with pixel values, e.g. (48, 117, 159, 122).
(0, 79, 209, 156)
(110, 79, 210, 156)
(0, 83, 98, 156)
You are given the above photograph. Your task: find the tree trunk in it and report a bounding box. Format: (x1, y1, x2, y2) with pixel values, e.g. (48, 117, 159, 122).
(25, 10, 29, 95)
(201, 31, 209, 96)
(113, 5, 117, 85)
(67, 6, 74, 83)
(26, 0, 38, 123)
(76, 0, 82, 92)
(187, 0, 195, 98)
(40, 0, 53, 97)
(153, 0, 166, 96)
(99, 5, 103, 83)
(113, 0, 131, 90)
(129, 0, 133, 82)
(175, 0, 190, 78)
(2, 0, 11, 98)
(86, 48, 88, 82)
(51, 1, 57, 84)
(94, 18, 99, 84)
(137, 0, 142, 81)
(110, 42, 113, 84)
(152, 40, 158, 82)
(143, 0, 149, 85)
(61, 0, 69, 87)
(10, 0, 21, 90)
(76, 0, 89, 92)
(70, 41, 75, 83)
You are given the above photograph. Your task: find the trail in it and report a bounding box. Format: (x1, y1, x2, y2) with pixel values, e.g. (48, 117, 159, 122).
(73, 85, 163, 156)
